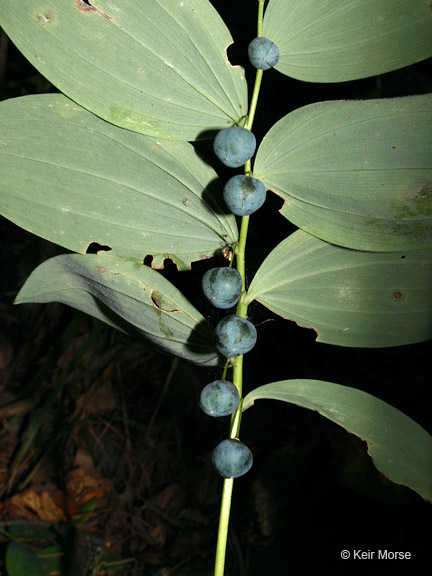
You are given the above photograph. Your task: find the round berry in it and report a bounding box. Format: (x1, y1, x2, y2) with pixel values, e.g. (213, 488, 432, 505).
(202, 267, 242, 309)
(212, 438, 253, 478)
(200, 380, 240, 417)
(213, 127, 256, 168)
(223, 175, 267, 216)
(248, 37, 280, 70)
(214, 315, 257, 358)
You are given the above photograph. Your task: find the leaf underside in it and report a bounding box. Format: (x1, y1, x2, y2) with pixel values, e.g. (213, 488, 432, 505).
(264, 0, 432, 82)
(15, 253, 220, 367)
(243, 380, 432, 501)
(0, 95, 238, 270)
(246, 230, 432, 348)
(0, 0, 248, 141)
(254, 95, 432, 252)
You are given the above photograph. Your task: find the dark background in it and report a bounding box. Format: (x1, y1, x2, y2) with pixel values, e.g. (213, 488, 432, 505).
(1, 1, 431, 575)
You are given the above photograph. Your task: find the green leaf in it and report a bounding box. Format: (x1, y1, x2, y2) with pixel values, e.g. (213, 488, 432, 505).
(263, 0, 432, 82)
(254, 95, 432, 252)
(246, 230, 432, 348)
(36, 544, 62, 575)
(243, 380, 432, 501)
(15, 253, 220, 367)
(6, 542, 44, 576)
(0, 0, 247, 141)
(0, 95, 237, 270)
(8, 525, 57, 541)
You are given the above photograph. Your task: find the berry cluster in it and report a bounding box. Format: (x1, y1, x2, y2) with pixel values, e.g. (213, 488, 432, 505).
(200, 38, 279, 479)
(200, 264, 254, 478)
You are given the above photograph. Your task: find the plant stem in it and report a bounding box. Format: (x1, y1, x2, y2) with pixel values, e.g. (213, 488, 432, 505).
(236, 216, 250, 299)
(213, 361, 245, 576)
(214, 478, 235, 576)
(245, 0, 265, 132)
(257, 0, 265, 37)
(245, 69, 263, 133)
(214, 3, 266, 574)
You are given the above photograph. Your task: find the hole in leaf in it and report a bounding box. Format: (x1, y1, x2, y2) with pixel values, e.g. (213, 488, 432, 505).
(226, 42, 243, 68)
(77, 0, 95, 11)
(151, 290, 161, 309)
(76, 0, 115, 20)
(143, 255, 153, 267)
(85, 242, 112, 254)
(150, 289, 179, 313)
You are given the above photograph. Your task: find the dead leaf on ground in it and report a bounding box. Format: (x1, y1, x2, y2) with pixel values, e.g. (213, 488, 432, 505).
(1, 488, 66, 522)
(66, 466, 106, 508)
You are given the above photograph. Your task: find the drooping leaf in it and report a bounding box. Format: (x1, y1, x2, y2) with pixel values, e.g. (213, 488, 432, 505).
(6, 542, 44, 576)
(243, 380, 432, 501)
(254, 95, 432, 252)
(0, 0, 248, 141)
(15, 253, 220, 367)
(263, 0, 432, 82)
(246, 230, 432, 347)
(0, 95, 237, 270)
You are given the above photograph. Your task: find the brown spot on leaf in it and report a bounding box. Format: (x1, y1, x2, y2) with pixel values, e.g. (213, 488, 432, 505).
(36, 13, 54, 23)
(391, 290, 405, 301)
(97, 266, 105, 273)
(406, 181, 432, 203)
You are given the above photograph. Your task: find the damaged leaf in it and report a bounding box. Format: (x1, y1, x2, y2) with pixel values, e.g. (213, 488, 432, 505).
(15, 253, 220, 366)
(246, 230, 432, 347)
(0, 0, 248, 141)
(254, 95, 432, 251)
(2, 490, 67, 523)
(243, 380, 432, 501)
(0, 95, 238, 270)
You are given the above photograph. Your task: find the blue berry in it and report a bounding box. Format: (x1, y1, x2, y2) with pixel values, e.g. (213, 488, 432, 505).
(200, 380, 240, 417)
(202, 267, 242, 309)
(214, 315, 257, 358)
(212, 438, 253, 478)
(223, 175, 267, 216)
(248, 37, 280, 70)
(213, 127, 256, 168)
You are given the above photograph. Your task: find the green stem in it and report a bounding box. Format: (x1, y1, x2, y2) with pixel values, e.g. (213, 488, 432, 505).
(214, 3, 266, 574)
(257, 0, 265, 37)
(235, 215, 250, 299)
(245, 69, 263, 133)
(214, 364, 244, 576)
(245, 0, 265, 132)
(214, 478, 234, 575)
